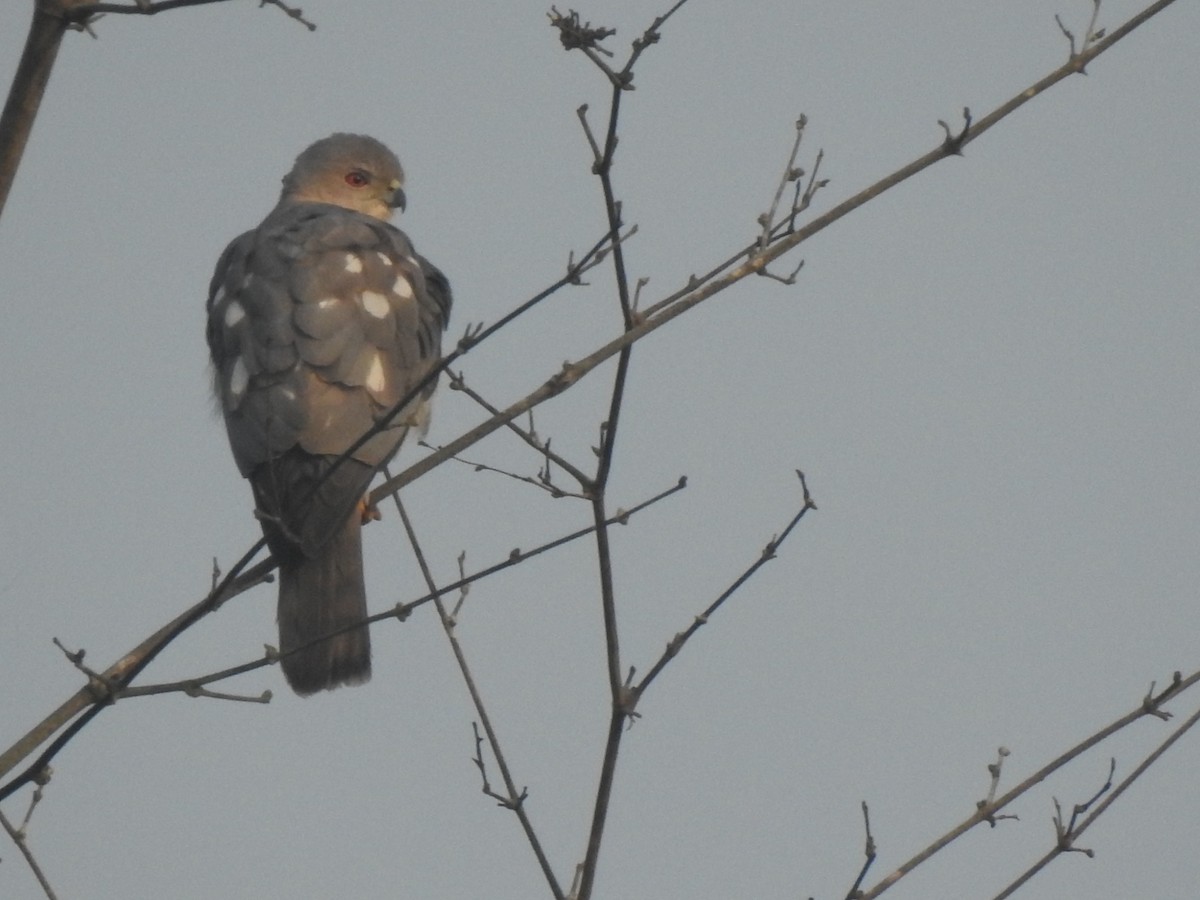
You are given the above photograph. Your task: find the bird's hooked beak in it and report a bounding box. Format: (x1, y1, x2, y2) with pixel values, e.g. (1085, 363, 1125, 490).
(388, 180, 407, 213)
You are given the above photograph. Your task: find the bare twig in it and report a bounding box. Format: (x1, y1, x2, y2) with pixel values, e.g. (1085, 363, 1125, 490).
(1051, 757, 1115, 854)
(440, 369, 592, 488)
(65, 0, 312, 28)
(994, 701, 1200, 899)
(786, 147, 828, 234)
(620, 0, 691, 80)
(978, 746, 1018, 825)
(121, 676, 272, 702)
(843, 801, 878, 900)
(1056, 0, 1105, 69)
(635, 471, 816, 698)
(388, 487, 565, 900)
(641, 0, 1178, 322)
(418, 438, 587, 500)
(451, 552, 470, 620)
(0, 804, 58, 899)
(258, 0, 314, 30)
(470, 721, 527, 808)
(393, 475, 684, 612)
(755, 116, 809, 255)
(0, 535, 269, 798)
(937, 107, 972, 154)
(91, 478, 687, 705)
(751, 118, 819, 285)
(860, 670, 1200, 899)
(1, 765, 57, 898)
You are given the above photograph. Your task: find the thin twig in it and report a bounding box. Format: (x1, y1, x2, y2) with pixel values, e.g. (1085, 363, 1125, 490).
(441, 370, 592, 487)
(388, 485, 565, 900)
(0, 804, 58, 899)
(451, 552, 470, 620)
(258, 0, 314, 30)
(635, 470, 816, 698)
(640, 0, 1178, 322)
(755, 116, 808, 255)
(67, 0, 311, 28)
(977, 746, 1018, 825)
(620, 0, 691, 80)
(993, 702, 1200, 899)
(418, 439, 587, 500)
(87, 478, 687, 703)
(0, 535, 269, 798)
(1052, 756, 1115, 851)
(843, 801, 877, 900)
(860, 671, 1198, 899)
(392, 476, 685, 615)
(121, 676, 272, 702)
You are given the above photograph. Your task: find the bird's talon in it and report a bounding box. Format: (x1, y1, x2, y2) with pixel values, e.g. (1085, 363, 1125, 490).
(359, 496, 382, 524)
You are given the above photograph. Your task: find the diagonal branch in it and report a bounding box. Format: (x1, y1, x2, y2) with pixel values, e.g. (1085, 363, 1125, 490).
(0, 535, 268, 798)
(992, 697, 1200, 899)
(0, 803, 58, 899)
(377, 0, 1181, 510)
(858, 671, 1198, 898)
(388, 486, 565, 900)
(634, 471, 816, 699)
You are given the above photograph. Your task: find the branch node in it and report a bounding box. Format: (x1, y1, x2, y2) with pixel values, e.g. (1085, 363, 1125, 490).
(938, 107, 972, 154)
(456, 321, 485, 352)
(549, 7, 617, 53)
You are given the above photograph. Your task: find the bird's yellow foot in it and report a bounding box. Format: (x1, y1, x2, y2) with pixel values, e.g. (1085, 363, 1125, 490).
(358, 495, 382, 524)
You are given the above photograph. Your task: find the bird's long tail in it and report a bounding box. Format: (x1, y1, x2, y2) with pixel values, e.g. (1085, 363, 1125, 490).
(276, 514, 372, 695)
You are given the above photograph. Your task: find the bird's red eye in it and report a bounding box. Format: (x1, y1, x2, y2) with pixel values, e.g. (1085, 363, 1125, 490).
(345, 171, 369, 188)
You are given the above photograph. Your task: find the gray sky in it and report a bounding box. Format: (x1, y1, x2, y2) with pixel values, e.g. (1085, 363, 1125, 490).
(2, 1, 1198, 897)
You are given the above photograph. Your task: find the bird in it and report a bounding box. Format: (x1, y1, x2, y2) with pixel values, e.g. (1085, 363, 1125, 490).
(206, 134, 452, 695)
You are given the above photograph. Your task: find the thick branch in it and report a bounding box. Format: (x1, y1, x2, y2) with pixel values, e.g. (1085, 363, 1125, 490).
(0, 1, 86, 220)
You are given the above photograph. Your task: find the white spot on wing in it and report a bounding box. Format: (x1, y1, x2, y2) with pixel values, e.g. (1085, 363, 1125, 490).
(376, 252, 392, 268)
(228, 358, 249, 404)
(240, 273, 253, 290)
(391, 275, 414, 299)
(317, 297, 339, 309)
(365, 353, 387, 393)
(212, 287, 226, 306)
(360, 290, 390, 318)
(344, 254, 363, 273)
(223, 301, 245, 327)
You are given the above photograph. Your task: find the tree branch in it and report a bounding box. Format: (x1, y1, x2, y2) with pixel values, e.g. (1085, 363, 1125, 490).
(858, 671, 1198, 898)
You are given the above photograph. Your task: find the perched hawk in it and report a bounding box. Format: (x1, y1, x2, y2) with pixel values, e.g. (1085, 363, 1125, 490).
(206, 134, 451, 695)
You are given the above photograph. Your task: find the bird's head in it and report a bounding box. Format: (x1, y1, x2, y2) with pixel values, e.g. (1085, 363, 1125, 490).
(279, 133, 407, 221)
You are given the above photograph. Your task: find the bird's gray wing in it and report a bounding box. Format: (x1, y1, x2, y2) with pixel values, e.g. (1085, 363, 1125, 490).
(206, 202, 451, 555)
